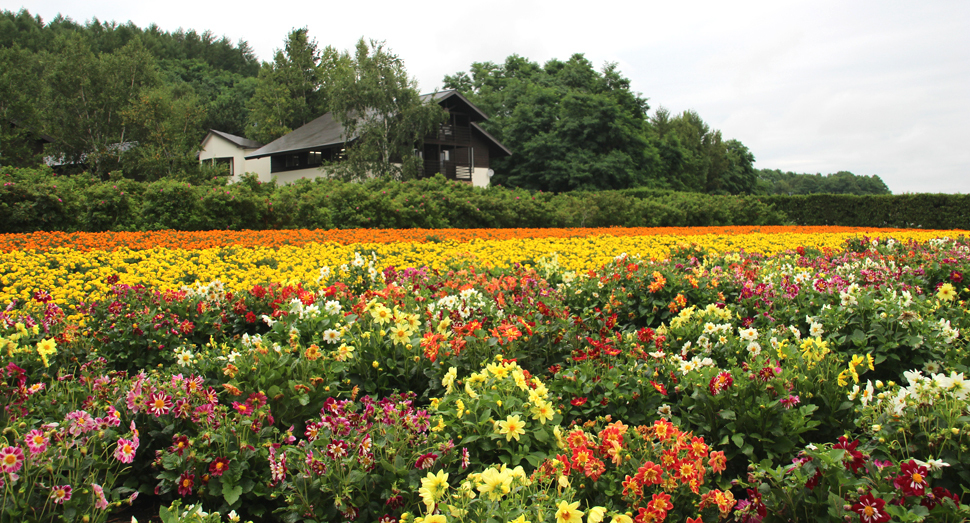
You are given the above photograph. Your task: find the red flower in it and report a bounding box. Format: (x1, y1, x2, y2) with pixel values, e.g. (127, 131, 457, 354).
(650, 380, 667, 395)
(895, 460, 929, 497)
(177, 471, 195, 496)
(851, 492, 891, 523)
(571, 397, 588, 407)
(708, 372, 733, 396)
(208, 457, 230, 477)
(833, 436, 866, 473)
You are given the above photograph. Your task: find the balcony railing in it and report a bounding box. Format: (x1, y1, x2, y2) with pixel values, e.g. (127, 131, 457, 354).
(428, 124, 471, 145)
(423, 160, 472, 181)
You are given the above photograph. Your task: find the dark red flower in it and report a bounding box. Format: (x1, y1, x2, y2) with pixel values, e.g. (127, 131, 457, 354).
(208, 457, 230, 477)
(177, 471, 195, 496)
(571, 397, 588, 407)
(895, 460, 929, 497)
(851, 492, 891, 523)
(833, 436, 866, 473)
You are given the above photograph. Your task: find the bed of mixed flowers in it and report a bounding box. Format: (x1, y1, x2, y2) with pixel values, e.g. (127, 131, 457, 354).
(1, 227, 969, 523)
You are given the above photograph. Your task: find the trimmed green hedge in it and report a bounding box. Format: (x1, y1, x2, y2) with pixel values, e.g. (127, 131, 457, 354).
(761, 194, 970, 230)
(6, 167, 965, 232)
(0, 167, 787, 232)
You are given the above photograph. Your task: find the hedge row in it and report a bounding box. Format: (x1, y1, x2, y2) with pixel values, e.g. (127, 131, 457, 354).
(3, 166, 967, 233)
(0, 167, 786, 232)
(760, 193, 970, 230)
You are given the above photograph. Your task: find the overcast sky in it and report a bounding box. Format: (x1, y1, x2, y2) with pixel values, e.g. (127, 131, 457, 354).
(12, 0, 970, 193)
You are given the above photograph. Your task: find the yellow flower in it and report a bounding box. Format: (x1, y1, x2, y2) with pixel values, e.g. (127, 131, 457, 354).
(555, 500, 583, 523)
(424, 516, 447, 523)
(477, 467, 513, 500)
(456, 399, 465, 419)
(866, 353, 875, 371)
(497, 414, 526, 442)
(508, 516, 530, 523)
(587, 507, 607, 523)
(419, 470, 449, 510)
(610, 515, 634, 523)
(530, 399, 555, 425)
(35, 338, 57, 367)
(442, 367, 458, 394)
(937, 283, 957, 301)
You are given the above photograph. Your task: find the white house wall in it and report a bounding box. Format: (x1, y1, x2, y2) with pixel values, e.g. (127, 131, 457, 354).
(472, 167, 490, 188)
(199, 134, 271, 182)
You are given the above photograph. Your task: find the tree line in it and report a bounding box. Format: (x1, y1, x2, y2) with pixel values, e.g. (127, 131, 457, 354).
(0, 8, 891, 194)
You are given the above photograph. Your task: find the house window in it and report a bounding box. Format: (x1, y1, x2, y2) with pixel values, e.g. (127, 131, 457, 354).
(308, 151, 322, 166)
(286, 155, 300, 168)
(207, 157, 234, 176)
(440, 150, 450, 162)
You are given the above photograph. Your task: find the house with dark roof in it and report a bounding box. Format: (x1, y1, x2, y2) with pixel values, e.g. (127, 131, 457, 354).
(199, 90, 510, 187)
(198, 129, 271, 180)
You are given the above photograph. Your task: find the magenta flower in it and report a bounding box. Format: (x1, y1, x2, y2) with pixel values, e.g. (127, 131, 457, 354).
(0, 446, 25, 473)
(780, 395, 800, 409)
(148, 393, 172, 417)
(114, 438, 138, 464)
(50, 484, 72, 504)
(25, 429, 48, 455)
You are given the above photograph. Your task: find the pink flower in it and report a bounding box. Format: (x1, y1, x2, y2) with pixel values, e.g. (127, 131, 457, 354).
(0, 446, 25, 473)
(148, 393, 172, 417)
(415, 452, 438, 470)
(50, 484, 72, 504)
(114, 438, 138, 463)
(65, 410, 96, 436)
(780, 395, 800, 409)
(25, 430, 48, 455)
(92, 483, 109, 509)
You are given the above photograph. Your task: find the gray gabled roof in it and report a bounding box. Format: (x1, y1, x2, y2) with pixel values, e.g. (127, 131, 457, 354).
(206, 129, 263, 149)
(245, 90, 508, 160)
(245, 112, 349, 159)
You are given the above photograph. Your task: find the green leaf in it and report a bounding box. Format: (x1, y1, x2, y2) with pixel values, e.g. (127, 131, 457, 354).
(224, 484, 243, 505)
(533, 428, 550, 443)
(731, 434, 744, 448)
(719, 409, 736, 420)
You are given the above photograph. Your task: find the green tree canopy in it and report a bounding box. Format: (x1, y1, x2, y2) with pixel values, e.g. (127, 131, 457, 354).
(246, 28, 345, 144)
(444, 54, 662, 192)
(329, 39, 445, 181)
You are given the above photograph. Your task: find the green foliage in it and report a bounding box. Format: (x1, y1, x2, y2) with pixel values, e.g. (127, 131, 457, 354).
(763, 193, 970, 229)
(246, 28, 344, 144)
(328, 39, 445, 182)
(445, 54, 663, 192)
(756, 169, 892, 195)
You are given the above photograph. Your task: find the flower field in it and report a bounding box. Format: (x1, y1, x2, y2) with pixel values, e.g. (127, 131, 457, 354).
(1, 226, 969, 523)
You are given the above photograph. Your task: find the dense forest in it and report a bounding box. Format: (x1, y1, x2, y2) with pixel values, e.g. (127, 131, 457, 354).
(0, 8, 891, 194)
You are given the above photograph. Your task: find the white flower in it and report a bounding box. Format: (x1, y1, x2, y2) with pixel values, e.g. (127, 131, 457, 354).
(806, 444, 818, 450)
(261, 315, 276, 327)
(860, 380, 875, 407)
(324, 300, 341, 315)
(228, 510, 240, 523)
(657, 404, 672, 419)
(175, 349, 193, 367)
(322, 329, 341, 344)
(227, 351, 241, 363)
(739, 327, 759, 341)
(703, 322, 717, 335)
(809, 322, 824, 337)
(746, 342, 762, 358)
(847, 384, 861, 401)
(915, 458, 950, 471)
